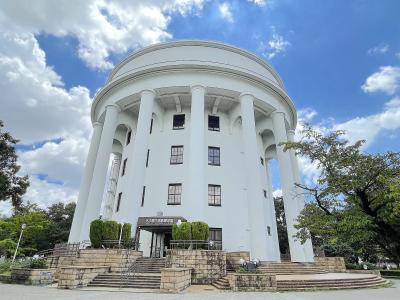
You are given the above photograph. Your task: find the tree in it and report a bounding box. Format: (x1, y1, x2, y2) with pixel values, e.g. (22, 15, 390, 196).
(283, 124, 400, 265)
(0, 120, 29, 208)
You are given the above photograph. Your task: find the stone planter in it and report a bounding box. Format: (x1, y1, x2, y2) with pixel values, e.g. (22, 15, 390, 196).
(11, 268, 56, 285)
(227, 273, 277, 292)
(160, 268, 192, 292)
(167, 249, 226, 284)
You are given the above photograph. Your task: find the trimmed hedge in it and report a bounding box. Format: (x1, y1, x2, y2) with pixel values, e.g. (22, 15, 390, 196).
(380, 270, 400, 277)
(191, 221, 209, 241)
(172, 221, 210, 241)
(89, 219, 103, 248)
(121, 223, 132, 244)
(102, 220, 119, 240)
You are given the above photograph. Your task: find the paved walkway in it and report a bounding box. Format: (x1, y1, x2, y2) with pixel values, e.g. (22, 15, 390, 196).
(1, 280, 399, 300)
(276, 272, 376, 280)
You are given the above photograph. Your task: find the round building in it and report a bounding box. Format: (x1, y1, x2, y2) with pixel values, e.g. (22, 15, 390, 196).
(69, 40, 314, 262)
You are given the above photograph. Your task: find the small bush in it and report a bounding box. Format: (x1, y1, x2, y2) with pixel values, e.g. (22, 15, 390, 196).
(191, 221, 209, 241)
(380, 270, 400, 277)
(27, 258, 47, 269)
(102, 220, 119, 241)
(89, 219, 103, 248)
(121, 223, 132, 244)
(180, 222, 192, 240)
(0, 239, 17, 258)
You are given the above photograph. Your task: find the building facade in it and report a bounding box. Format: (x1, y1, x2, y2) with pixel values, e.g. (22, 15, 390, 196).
(68, 40, 314, 262)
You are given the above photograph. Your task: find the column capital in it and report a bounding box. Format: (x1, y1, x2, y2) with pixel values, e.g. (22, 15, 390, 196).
(190, 84, 206, 93)
(287, 129, 296, 136)
(239, 92, 254, 100)
(140, 89, 156, 97)
(93, 121, 103, 128)
(105, 103, 121, 113)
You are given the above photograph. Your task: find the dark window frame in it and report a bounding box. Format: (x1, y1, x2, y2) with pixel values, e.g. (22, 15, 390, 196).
(267, 226, 271, 236)
(146, 149, 150, 167)
(263, 189, 267, 198)
(141, 186, 146, 207)
(208, 184, 221, 206)
(260, 157, 264, 165)
(172, 114, 185, 130)
(150, 118, 154, 134)
(170, 145, 184, 165)
(126, 130, 132, 145)
(208, 228, 222, 247)
(116, 192, 122, 212)
(122, 158, 127, 176)
(167, 183, 182, 205)
(208, 115, 220, 131)
(208, 146, 221, 166)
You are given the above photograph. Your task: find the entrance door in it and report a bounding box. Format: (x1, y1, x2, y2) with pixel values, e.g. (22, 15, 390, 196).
(163, 232, 172, 257)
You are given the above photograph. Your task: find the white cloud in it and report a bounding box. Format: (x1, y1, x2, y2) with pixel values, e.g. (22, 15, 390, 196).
(367, 43, 389, 55)
(0, 0, 204, 69)
(248, 0, 267, 7)
(258, 29, 291, 60)
(272, 189, 282, 198)
(218, 2, 234, 23)
(361, 66, 400, 95)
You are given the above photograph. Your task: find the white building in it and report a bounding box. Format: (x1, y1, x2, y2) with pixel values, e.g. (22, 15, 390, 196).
(68, 40, 314, 262)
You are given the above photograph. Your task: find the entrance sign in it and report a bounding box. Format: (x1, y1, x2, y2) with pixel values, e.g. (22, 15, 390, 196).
(137, 216, 186, 228)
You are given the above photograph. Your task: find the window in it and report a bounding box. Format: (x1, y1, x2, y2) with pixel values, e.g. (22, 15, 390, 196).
(170, 145, 184, 164)
(208, 115, 220, 131)
(260, 157, 264, 165)
(141, 186, 146, 207)
(267, 226, 271, 236)
(116, 192, 122, 212)
(126, 131, 132, 145)
(263, 189, 267, 198)
(150, 118, 154, 134)
(208, 184, 221, 206)
(122, 158, 127, 176)
(146, 149, 150, 167)
(209, 228, 222, 249)
(173, 114, 185, 129)
(167, 183, 182, 205)
(208, 146, 220, 166)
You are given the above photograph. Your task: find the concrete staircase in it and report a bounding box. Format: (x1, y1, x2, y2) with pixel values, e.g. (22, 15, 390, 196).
(87, 257, 166, 289)
(212, 276, 230, 290)
(258, 262, 327, 274)
(277, 274, 388, 290)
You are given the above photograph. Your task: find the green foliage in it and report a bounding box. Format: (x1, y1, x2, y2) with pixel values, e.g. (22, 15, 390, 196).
(274, 197, 290, 256)
(283, 124, 400, 265)
(27, 258, 47, 269)
(0, 120, 29, 208)
(191, 221, 209, 240)
(121, 223, 131, 243)
(172, 222, 192, 240)
(102, 220, 119, 240)
(380, 270, 400, 277)
(89, 219, 103, 248)
(0, 239, 17, 257)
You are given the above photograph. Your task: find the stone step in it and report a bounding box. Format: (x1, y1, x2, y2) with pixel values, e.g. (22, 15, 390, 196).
(88, 283, 160, 288)
(211, 276, 230, 290)
(277, 278, 385, 286)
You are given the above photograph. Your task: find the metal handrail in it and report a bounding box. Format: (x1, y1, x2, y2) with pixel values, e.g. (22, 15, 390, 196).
(169, 240, 222, 250)
(101, 239, 139, 249)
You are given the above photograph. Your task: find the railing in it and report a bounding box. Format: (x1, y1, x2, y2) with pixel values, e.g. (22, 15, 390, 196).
(101, 239, 139, 250)
(36, 242, 83, 258)
(169, 240, 222, 250)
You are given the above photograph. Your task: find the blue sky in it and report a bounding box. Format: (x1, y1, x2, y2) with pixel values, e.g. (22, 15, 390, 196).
(0, 0, 399, 213)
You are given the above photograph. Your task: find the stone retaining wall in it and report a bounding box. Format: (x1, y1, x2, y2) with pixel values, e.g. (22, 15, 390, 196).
(167, 249, 226, 284)
(11, 268, 56, 285)
(315, 257, 346, 272)
(57, 266, 109, 289)
(160, 268, 192, 292)
(226, 251, 250, 271)
(227, 273, 277, 291)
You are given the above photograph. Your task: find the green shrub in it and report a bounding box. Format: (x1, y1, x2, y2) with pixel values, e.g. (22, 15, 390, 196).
(27, 258, 47, 269)
(191, 221, 209, 241)
(0, 239, 17, 258)
(172, 222, 192, 240)
(102, 220, 119, 241)
(89, 219, 103, 248)
(172, 224, 181, 240)
(121, 223, 132, 244)
(380, 270, 400, 277)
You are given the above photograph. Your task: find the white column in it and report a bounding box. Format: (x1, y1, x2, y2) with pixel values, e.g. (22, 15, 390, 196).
(240, 93, 269, 260)
(188, 85, 206, 220)
(80, 104, 120, 241)
(103, 154, 122, 220)
(272, 111, 306, 262)
(68, 122, 103, 242)
(119, 90, 155, 227)
(287, 129, 314, 262)
(265, 161, 281, 261)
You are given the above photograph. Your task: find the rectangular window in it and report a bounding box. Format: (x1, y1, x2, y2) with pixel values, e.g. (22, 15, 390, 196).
(208, 115, 220, 131)
(267, 226, 271, 236)
(141, 186, 146, 207)
(260, 157, 264, 165)
(208, 184, 221, 206)
(208, 146, 220, 166)
(263, 189, 267, 198)
(122, 158, 127, 176)
(167, 183, 182, 205)
(116, 192, 122, 212)
(209, 228, 222, 249)
(173, 114, 185, 129)
(126, 131, 132, 145)
(170, 145, 184, 164)
(146, 149, 150, 167)
(150, 118, 153, 134)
